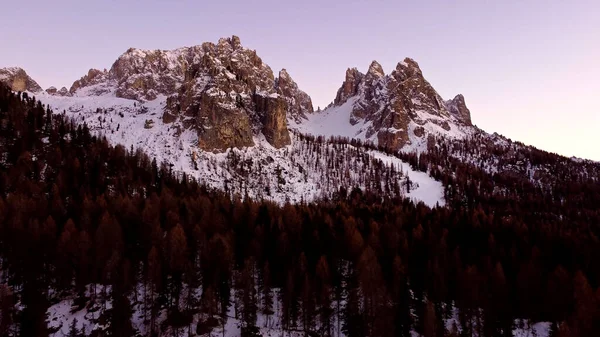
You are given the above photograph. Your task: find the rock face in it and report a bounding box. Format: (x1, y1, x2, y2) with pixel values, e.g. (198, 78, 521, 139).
(19, 38, 472, 153)
(254, 93, 291, 147)
(445, 94, 472, 126)
(46, 86, 72, 96)
(0, 67, 42, 93)
(70, 69, 109, 95)
(276, 69, 314, 123)
(331, 58, 472, 151)
(57, 87, 71, 96)
(108, 48, 190, 100)
(160, 36, 293, 151)
(335, 68, 363, 105)
(68, 36, 312, 152)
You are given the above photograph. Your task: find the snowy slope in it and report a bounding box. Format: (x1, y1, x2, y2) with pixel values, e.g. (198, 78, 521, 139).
(291, 97, 372, 141)
(292, 98, 474, 154)
(35, 91, 445, 207)
(368, 150, 445, 207)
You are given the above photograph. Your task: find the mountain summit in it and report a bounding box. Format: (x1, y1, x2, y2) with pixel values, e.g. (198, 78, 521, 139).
(2, 36, 484, 203)
(66, 35, 313, 151)
(324, 57, 472, 151)
(3, 38, 473, 154)
(0, 67, 42, 93)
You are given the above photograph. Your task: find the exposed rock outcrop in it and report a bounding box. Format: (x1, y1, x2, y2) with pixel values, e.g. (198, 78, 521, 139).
(63, 36, 316, 152)
(70, 69, 109, 95)
(0, 67, 42, 93)
(72, 35, 306, 151)
(57, 87, 71, 96)
(46, 86, 72, 96)
(445, 94, 472, 126)
(334, 68, 363, 105)
(254, 93, 291, 147)
(330, 57, 472, 151)
(159, 36, 290, 151)
(275, 69, 314, 123)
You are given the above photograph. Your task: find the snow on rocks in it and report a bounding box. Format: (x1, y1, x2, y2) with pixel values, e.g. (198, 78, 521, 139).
(35, 90, 446, 207)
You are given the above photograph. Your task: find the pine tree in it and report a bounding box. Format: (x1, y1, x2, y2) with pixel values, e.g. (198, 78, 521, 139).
(261, 263, 274, 328)
(167, 223, 188, 311)
(68, 318, 78, 337)
(423, 301, 436, 337)
(0, 285, 14, 337)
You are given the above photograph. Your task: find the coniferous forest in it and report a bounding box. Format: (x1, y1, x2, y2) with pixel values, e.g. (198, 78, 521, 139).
(0, 83, 599, 337)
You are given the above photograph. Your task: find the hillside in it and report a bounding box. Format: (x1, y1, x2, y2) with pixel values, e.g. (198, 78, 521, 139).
(1, 83, 600, 337)
(20, 36, 454, 207)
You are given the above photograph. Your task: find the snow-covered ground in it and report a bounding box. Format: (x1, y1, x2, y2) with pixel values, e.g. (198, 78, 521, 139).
(368, 150, 445, 207)
(291, 97, 372, 141)
(34, 90, 446, 207)
(47, 283, 312, 337)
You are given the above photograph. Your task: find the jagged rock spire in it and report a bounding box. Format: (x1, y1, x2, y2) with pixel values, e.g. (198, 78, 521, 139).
(70, 69, 108, 94)
(276, 68, 314, 122)
(446, 94, 472, 126)
(334, 67, 364, 105)
(329, 56, 474, 151)
(367, 60, 384, 78)
(61, 35, 319, 151)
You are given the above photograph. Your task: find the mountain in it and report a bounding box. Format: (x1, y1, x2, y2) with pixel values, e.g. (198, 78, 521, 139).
(45, 86, 71, 96)
(2, 82, 599, 337)
(2, 35, 600, 337)
(12, 36, 443, 205)
(0, 67, 42, 93)
(64, 36, 313, 151)
(295, 59, 473, 152)
(4, 35, 597, 207)
(4, 39, 474, 157)
(276, 68, 314, 123)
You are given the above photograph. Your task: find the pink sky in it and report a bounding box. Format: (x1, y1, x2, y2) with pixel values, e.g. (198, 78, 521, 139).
(1, 0, 598, 160)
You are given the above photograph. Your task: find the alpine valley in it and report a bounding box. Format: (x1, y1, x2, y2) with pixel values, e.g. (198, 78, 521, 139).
(0, 36, 599, 337)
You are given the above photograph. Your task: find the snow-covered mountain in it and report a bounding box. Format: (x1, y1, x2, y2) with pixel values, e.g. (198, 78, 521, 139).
(5, 35, 581, 208)
(293, 59, 473, 153)
(29, 91, 444, 207)
(1, 36, 457, 206)
(60, 36, 314, 152)
(3, 37, 599, 337)
(0, 67, 42, 93)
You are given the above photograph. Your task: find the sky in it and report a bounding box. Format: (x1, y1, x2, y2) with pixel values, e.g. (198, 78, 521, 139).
(1, 0, 599, 160)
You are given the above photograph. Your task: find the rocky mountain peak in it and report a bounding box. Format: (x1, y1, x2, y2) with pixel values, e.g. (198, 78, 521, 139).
(47, 86, 72, 97)
(325, 57, 474, 151)
(278, 68, 291, 80)
(366, 60, 384, 78)
(58, 87, 70, 96)
(445, 94, 472, 126)
(334, 68, 364, 105)
(0, 67, 42, 93)
(394, 57, 423, 81)
(231, 35, 242, 49)
(217, 35, 243, 52)
(276, 69, 314, 123)
(70, 68, 109, 95)
(107, 47, 192, 100)
(59, 36, 316, 152)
